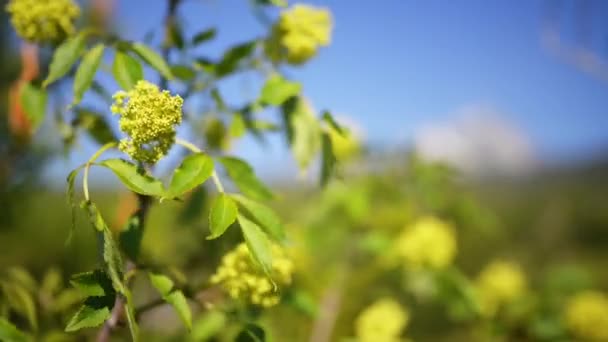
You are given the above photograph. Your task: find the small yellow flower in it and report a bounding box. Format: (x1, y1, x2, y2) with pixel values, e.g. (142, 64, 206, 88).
(395, 216, 457, 270)
(211, 243, 294, 307)
(267, 4, 332, 65)
(111, 80, 183, 164)
(6, 0, 80, 44)
(355, 298, 409, 342)
(475, 260, 526, 317)
(564, 291, 608, 341)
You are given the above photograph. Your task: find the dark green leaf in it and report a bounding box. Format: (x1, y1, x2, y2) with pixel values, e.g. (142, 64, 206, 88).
(171, 65, 196, 81)
(70, 270, 114, 297)
(99, 159, 164, 196)
(194, 57, 215, 73)
(119, 214, 143, 261)
(236, 323, 266, 342)
(112, 50, 143, 90)
(207, 194, 238, 239)
(192, 28, 217, 45)
(131, 42, 173, 80)
(166, 153, 214, 198)
(191, 310, 226, 341)
(238, 215, 272, 275)
(0, 317, 30, 342)
(43, 32, 87, 87)
(320, 132, 336, 187)
(166, 21, 185, 50)
(103, 224, 125, 294)
(260, 74, 301, 106)
(218, 157, 273, 201)
(254, 0, 287, 7)
(65, 297, 112, 332)
(215, 41, 256, 78)
(73, 108, 116, 145)
(1, 283, 37, 330)
(231, 194, 284, 242)
(73, 44, 105, 105)
(66, 165, 84, 244)
(20, 82, 47, 132)
(148, 273, 192, 330)
(321, 110, 347, 136)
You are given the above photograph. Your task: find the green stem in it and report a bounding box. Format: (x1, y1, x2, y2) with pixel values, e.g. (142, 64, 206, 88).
(175, 138, 225, 193)
(83, 142, 118, 201)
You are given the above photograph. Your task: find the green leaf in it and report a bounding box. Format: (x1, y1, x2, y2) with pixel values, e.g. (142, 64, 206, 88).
(65, 297, 112, 332)
(238, 215, 272, 275)
(5, 267, 37, 294)
(1, 283, 37, 331)
(82, 201, 107, 232)
(73, 109, 116, 145)
(147, 273, 192, 330)
(191, 310, 226, 341)
(70, 270, 114, 297)
(254, 0, 287, 7)
(20, 82, 47, 132)
(207, 194, 238, 239)
(123, 289, 139, 341)
(112, 50, 143, 90)
(229, 114, 246, 138)
(283, 97, 321, 169)
(119, 214, 143, 261)
(43, 32, 87, 87)
(166, 153, 214, 198)
(131, 42, 173, 80)
(218, 157, 273, 201)
(260, 74, 301, 106)
(66, 165, 84, 244)
(192, 28, 217, 45)
(103, 224, 125, 294)
(215, 41, 256, 78)
(0, 317, 30, 342)
(231, 194, 284, 242)
(99, 159, 164, 197)
(171, 65, 196, 81)
(320, 132, 336, 187)
(321, 110, 347, 136)
(236, 323, 266, 342)
(166, 21, 185, 50)
(73, 44, 105, 105)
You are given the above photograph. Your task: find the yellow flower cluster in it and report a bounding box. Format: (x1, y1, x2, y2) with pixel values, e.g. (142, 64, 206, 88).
(475, 260, 526, 317)
(355, 298, 409, 342)
(6, 0, 80, 44)
(210, 243, 294, 307)
(269, 4, 332, 65)
(111, 80, 183, 164)
(395, 216, 457, 270)
(564, 291, 608, 341)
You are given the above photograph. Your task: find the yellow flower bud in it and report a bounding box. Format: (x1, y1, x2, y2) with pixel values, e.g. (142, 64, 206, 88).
(211, 243, 294, 307)
(395, 216, 457, 270)
(6, 0, 80, 44)
(475, 260, 526, 317)
(355, 298, 409, 342)
(111, 80, 183, 164)
(564, 291, 608, 341)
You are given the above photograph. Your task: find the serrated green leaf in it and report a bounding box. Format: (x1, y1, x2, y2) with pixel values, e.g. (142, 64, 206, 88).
(260, 74, 301, 106)
(73, 109, 116, 145)
(119, 214, 142, 261)
(64, 297, 112, 332)
(0, 317, 30, 342)
(123, 288, 139, 341)
(43, 32, 87, 87)
(231, 194, 284, 242)
(238, 215, 272, 275)
(112, 50, 143, 90)
(215, 41, 256, 78)
(73, 44, 104, 105)
(66, 165, 84, 244)
(236, 323, 266, 342)
(320, 132, 336, 187)
(1, 282, 37, 331)
(20, 82, 47, 132)
(99, 159, 164, 196)
(218, 157, 273, 201)
(147, 273, 192, 330)
(207, 194, 238, 239)
(191, 310, 226, 341)
(82, 201, 107, 232)
(103, 225, 125, 294)
(171, 65, 196, 81)
(192, 28, 217, 45)
(167, 153, 214, 198)
(70, 270, 113, 297)
(131, 42, 173, 80)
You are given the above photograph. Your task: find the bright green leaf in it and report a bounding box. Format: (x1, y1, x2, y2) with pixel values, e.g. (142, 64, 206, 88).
(98, 159, 164, 197)
(0, 317, 31, 342)
(192, 28, 217, 45)
(20, 82, 47, 132)
(167, 153, 214, 198)
(260, 74, 301, 106)
(238, 214, 272, 275)
(230, 114, 246, 138)
(70, 270, 113, 298)
(191, 310, 226, 341)
(5, 267, 37, 294)
(64, 298, 112, 332)
(320, 132, 336, 187)
(231, 194, 284, 242)
(283, 97, 321, 169)
(207, 194, 238, 239)
(73, 44, 104, 105)
(43, 32, 87, 87)
(112, 50, 143, 90)
(131, 42, 173, 80)
(321, 110, 347, 136)
(148, 273, 192, 330)
(218, 157, 273, 201)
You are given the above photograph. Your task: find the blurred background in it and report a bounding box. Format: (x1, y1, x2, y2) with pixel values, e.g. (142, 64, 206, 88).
(1, 0, 608, 341)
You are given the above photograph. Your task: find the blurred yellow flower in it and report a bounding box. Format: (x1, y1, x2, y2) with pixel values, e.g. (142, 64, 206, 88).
(210, 243, 294, 307)
(268, 4, 332, 65)
(396, 216, 457, 269)
(475, 260, 526, 317)
(564, 291, 608, 341)
(6, 0, 80, 43)
(111, 80, 183, 164)
(355, 298, 409, 342)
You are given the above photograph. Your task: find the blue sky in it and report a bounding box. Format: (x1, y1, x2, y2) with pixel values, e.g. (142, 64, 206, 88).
(43, 0, 608, 183)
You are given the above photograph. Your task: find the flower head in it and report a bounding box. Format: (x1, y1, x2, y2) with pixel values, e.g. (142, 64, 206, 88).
(210, 243, 294, 307)
(395, 216, 457, 270)
(355, 298, 409, 342)
(564, 291, 608, 341)
(475, 260, 526, 317)
(111, 80, 183, 164)
(268, 4, 332, 65)
(6, 0, 80, 43)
